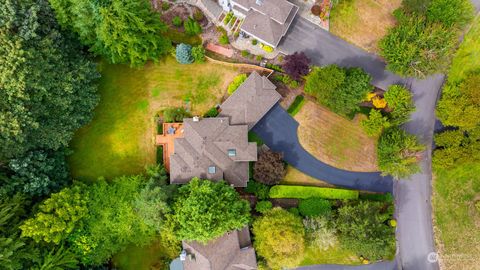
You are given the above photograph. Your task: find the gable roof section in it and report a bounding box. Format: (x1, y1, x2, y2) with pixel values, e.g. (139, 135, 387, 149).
(220, 71, 281, 130)
(182, 228, 257, 270)
(233, 0, 294, 24)
(169, 117, 257, 187)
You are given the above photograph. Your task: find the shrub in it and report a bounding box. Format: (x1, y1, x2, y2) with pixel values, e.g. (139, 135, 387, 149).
(274, 74, 299, 89)
(427, 0, 474, 28)
(203, 107, 219, 118)
(193, 10, 205, 21)
(335, 201, 396, 260)
(311, 5, 321, 16)
(163, 107, 192, 122)
(287, 95, 306, 116)
(219, 34, 229, 45)
(223, 12, 233, 24)
(372, 97, 387, 109)
(227, 74, 248, 94)
(251, 39, 258, 45)
(253, 208, 305, 269)
(269, 185, 359, 200)
(303, 216, 337, 251)
(288, 207, 300, 215)
(361, 109, 391, 137)
(175, 43, 193, 64)
(191, 45, 205, 63)
(384, 85, 415, 125)
(254, 150, 286, 185)
(377, 127, 425, 179)
(359, 193, 394, 202)
(161, 1, 170, 11)
(265, 63, 283, 72)
(172, 16, 182, 27)
(261, 44, 274, 53)
(299, 198, 332, 217)
(283, 52, 311, 80)
(241, 50, 250, 57)
(184, 17, 202, 36)
(255, 55, 263, 61)
(244, 180, 270, 200)
(255, 201, 273, 214)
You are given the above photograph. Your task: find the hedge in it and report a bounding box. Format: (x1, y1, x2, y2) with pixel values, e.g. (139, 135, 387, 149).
(359, 193, 393, 202)
(269, 185, 359, 200)
(287, 95, 305, 116)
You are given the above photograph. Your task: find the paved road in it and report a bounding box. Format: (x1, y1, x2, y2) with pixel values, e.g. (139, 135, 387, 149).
(277, 16, 444, 270)
(296, 261, 397, 270)
(252, 104, 393, 193)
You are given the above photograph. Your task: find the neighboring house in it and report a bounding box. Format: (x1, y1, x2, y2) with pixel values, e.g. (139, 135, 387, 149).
(180, 227, 257, 270)
(218, 0, 299, 48)
(169, 71, 280, 187)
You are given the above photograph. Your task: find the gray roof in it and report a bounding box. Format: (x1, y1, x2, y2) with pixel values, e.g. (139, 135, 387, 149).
(170, 117, 257, 187)
(182, 228, 257, 270)
(220, 72, 281, 130)
(233, 0, 298, 47)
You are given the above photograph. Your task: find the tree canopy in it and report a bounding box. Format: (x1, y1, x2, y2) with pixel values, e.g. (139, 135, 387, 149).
(283, 52, 311, 80)
(0, 0, 99, 160)
(253, 150, 286, 185)
(48, 0, 172, 66)
(171, 178, 251, 243)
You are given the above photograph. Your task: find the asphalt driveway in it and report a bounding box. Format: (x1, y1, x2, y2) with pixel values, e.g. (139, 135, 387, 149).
(296, 261, 397, 270)
(251, 104, 393, 193)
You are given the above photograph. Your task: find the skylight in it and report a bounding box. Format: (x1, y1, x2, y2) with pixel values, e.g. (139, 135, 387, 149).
(228, 149, 237, 157)
(208, 166, 216, 174)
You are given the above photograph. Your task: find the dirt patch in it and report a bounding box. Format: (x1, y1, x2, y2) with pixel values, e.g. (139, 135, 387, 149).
(295, 100, 378, 172)
(330, 0, 402, 53)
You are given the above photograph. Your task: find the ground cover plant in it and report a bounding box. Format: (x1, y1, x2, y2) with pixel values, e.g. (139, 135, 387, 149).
(329, 0, 402, 52)
(69, 57, 244, 180)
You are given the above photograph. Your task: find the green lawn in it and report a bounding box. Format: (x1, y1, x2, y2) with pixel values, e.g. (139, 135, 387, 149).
(301, 244, 361, 266)
(112, 240, 176, 270)
(69, 57, 242, 181)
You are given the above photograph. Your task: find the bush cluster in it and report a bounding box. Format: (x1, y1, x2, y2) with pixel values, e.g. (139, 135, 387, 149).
(298, 198, 332, 217)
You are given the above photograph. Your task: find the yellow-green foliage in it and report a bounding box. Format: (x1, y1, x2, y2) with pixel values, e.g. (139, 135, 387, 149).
(227, 74, 248, 94)
(269, 185, 359, 200)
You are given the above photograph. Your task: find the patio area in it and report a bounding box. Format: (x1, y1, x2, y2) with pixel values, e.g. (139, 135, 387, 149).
(156, 123, 184, 171)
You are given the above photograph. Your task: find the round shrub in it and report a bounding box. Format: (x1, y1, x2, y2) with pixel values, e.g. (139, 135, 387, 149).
(219, 34, 229, 45)
(299, 198, 332, 217)
(311, 5, 321, 16)
(288, 207, 300, 216)
(193, 10, 205, 21)
(175, 43, 193, 64)
(255, 201, 273, 214)
(261, 44, 274, 53)
(252, 39, 258, 45)
(172, 16, 182, 27)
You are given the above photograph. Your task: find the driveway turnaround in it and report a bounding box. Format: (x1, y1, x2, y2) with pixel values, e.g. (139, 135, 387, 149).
(296, 261, 397, 270)
(251, 104, 393, 193)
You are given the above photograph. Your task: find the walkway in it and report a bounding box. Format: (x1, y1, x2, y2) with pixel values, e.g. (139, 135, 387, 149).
(252, 104, 393, 193)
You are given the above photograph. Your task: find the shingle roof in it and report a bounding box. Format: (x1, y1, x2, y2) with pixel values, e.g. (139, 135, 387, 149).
(182, 228, 257, 270)
(169, 117, 257, 187)
(220, 71, 281, 130)
(232, 0, 299, 47)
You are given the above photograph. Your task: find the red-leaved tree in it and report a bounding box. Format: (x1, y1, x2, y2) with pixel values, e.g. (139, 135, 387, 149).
(283, 52, 311, 80)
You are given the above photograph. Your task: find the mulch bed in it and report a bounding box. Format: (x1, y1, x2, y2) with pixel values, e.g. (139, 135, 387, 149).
(270, 198, 300, 208)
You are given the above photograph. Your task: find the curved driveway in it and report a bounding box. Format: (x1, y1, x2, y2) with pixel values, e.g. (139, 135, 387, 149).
(251, 104, 393, 193)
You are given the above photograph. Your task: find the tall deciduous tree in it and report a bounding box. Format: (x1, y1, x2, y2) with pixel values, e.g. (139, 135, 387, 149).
(0, 0, 99, 160)
(48, 0, 172, 66)
(283, 52, 310, 80)
(171, 178, 251, 243)
(252, 208, 305, 270)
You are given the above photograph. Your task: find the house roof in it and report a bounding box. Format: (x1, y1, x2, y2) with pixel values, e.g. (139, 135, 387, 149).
(169, 117, 257, 187)
(232, 0, 298, 47)
(220, 71, 281, 130)
(182, 228, 257, 270)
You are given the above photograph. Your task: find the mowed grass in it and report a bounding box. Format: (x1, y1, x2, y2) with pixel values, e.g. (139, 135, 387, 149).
(282, 165, 334, 187)
(69, 57, 242, 180)
(433, 164, 480, 270)
(330, 0, 402, 53)
(433, 17, 480, 270)
(295, 101, 378, 172)
(301, 244, 360, 266)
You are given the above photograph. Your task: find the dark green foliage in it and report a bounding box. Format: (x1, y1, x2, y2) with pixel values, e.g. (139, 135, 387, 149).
(283, 52, 311, 80)
(203, 107, 219, 118)
(265, 63, 284, 72)
(161, 1, 170, 11)
(241, 50, 250, 57)
(0, 0, 99, 160)
(253, 150, 286, 185)
(433, 129, 480, 169)
(304, 65, 373, 116)
(248, 131, 264, 146)
(245, 180, 271, 200)
(384, 85, 415, 125)
(427, 0, 474, 28)
(335, 201, 395, 260)
(359, 193, 394, 202)
(172, 16, 183, 27)
(49, 0, 172, 66)
(252, 39, 258, 45)
(361, 109, 391, 137)
(219, 34, 229, 45)
(377, 127, 425, 179)
(8, 150, 69, 197)
(299, 198, 332, 217)
(163, 107, 192, 122)
(287, 95, 306, 116)
(191, 45, 205, 63)
(269, 185, 359, 200)
(175, 43, 193, 64)
(193, 10, 205, 21)
(171, 178, 251, 243)
(255, 201, 273, 214)
(273, 74, 300, 89)
(184, 17, 202, 36)
(288, 207, 300, 216)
